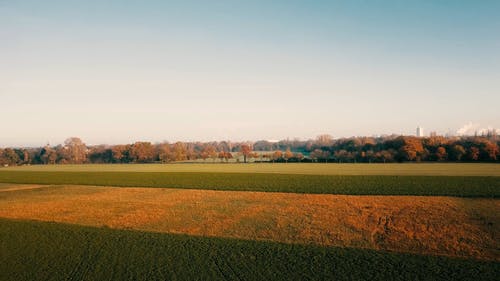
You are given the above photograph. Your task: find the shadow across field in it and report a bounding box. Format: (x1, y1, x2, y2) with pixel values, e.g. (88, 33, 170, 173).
(1, 218, 498, 281)
(0, 171, 499, 197)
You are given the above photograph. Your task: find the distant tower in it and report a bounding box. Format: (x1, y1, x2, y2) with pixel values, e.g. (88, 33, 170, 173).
(416, 126, 424, 137)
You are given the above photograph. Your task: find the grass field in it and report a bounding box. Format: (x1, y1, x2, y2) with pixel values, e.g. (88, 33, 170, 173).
(1, 184, 498, 260)
(1, 163, 499, 280)
(0, 171, 498, 197)
(3, 163, 500, 176)
(1, 218, 498, 281)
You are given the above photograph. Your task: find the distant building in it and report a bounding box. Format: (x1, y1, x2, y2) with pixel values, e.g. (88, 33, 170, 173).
(416, 126, 424, 137)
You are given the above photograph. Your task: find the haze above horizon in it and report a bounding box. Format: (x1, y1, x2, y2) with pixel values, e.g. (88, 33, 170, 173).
(1, 0, 499, 147)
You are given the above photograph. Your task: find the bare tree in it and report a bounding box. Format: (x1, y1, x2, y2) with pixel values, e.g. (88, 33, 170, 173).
(64, 137, 87, 164)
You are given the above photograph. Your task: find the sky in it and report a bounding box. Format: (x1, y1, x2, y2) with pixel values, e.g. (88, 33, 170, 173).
(1, 0, 499, 147)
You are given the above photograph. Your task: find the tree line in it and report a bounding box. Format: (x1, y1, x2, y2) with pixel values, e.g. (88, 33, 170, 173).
(0, 134, 499, 166)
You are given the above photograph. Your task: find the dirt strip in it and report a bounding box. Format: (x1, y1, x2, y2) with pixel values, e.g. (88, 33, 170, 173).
(0, 184, 47, 192)
(0, 184, 498, 261)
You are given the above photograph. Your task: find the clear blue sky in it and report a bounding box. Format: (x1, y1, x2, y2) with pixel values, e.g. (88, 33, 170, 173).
(1, 0, 499, 146)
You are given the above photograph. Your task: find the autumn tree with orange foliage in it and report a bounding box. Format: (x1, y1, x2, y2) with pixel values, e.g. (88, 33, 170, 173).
(435, 147, 447, 161)
(129, 142, 155, 163)
(157, 143, 171, 163)
(3, 132, 500, 165)
(240, 144, 252, 163)
(284, 148, 293, 163)
(173, 142, 187, 161)
(398, 137, 424, 162)
(484, 142, 499, 160)
(111, 144, 130, 163)
(272, 150, 283, 163)
(201, 145, 217, 162)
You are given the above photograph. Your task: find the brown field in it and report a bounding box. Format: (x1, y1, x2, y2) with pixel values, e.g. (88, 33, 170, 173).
(0, 184, 498, 261)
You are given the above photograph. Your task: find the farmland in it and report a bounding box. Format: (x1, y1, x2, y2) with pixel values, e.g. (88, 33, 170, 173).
(0, 171, 499, 197)
(0, 163, 499, 280)
(1, 218, 499, 281)
(3, 163, 500, 176)
(1, 184, 498, 260)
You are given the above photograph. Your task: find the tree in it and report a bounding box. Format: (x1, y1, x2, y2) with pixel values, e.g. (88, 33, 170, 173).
(316, 134, 333, 148)
(240, 144, 252, 163)
(435, 147, 447, 161)
(296, 152, 304, 162)
(0, 148, 20, 166)
(63, 137, 87, 164)
(225, 152, 233, 162)
(157, 143, 171, 163)
(5, 134, 500, 165)
(112, 145, 130, 163)
(218, 151, 228, 162)
(209, 147, 219, 162)
(449, 145, 466, 161)
(334, 149, 351, 163)
(379, 150, 395, 163)
(253, 140, 274, 151)
(87, 145, 113, 163)
(200, 150, 209, 161)
(425, 136, 448, 148)
(173, 142, 187, 161)
(284, 148, 293, 163)
(468, 147, 480, 161)
(185, 143, 198, 160)
(310, 149, 330, 163)
(129, 142, 155, 163)
(364, 150, 375, 163)
(201, 145, 217, 162)
(22, 149, 30, 164)
(58, 137, 87, 164)
(398, 137, 424, 162)
(40, 145, 57, 164)
(272, 150, 282, 163)
(484, 142, 499, 161)
(250, 152, 259, 162)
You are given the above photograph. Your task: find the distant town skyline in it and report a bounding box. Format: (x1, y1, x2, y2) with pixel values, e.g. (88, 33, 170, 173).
(1, 1, 499, 147)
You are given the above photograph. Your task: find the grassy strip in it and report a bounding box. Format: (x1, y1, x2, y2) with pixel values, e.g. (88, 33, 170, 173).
(4, 163, 500, 176)
(0, 171, 499, 197)
(1, 218, 498, 281)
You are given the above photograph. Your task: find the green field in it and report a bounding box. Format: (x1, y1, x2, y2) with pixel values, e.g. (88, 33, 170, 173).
(1, 164, 499, 280)
(3, 163, 500, 176)
(1, 218, 498, 281)
(0, 171, 499, 197)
